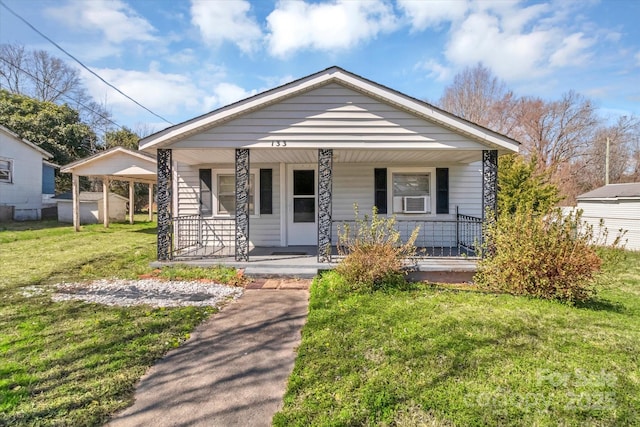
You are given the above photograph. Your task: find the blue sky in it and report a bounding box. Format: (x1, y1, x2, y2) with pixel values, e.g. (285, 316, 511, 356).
(1, 0, 639, 134)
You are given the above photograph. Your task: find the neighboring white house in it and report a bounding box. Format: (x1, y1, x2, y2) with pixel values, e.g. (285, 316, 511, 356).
(139, 66, 520, 262)
(54, 192, 128, 224)
(0, 125, 53, 221)
(576, 183, 640, 251)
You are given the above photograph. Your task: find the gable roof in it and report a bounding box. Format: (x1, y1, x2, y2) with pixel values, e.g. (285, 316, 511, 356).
(60, 146, 156, 183)
(577, 183, 640, 200)
(0, 124, 53, 159)
(139, 66, 519, 153)
(61, 146, 154, 171)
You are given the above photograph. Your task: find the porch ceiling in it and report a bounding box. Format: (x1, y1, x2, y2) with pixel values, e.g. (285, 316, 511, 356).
(172, 148, 484, 165)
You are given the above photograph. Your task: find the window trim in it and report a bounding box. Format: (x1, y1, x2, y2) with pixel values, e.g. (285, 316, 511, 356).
(0, 158, 13, 184)
(388, 167, 436, 217)
(211, 169, 260, 218)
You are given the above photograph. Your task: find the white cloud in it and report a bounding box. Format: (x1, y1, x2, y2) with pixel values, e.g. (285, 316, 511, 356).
(414, 60, 452, 82)
(445, 11, 554, 80)
(635, 51, 640, 67)
(549, 32, 594, 67)
(166, 48, 198, 66)
(438, 2, 597, 81)
(397, 0, 468, 30)
(46, 0, 157, 44)
(190, 0, 262, 53)
(202, 83, 257, 112)
(80, 67, 201, 118)
(604, 31, 622, 43)
(80, 64, 258, 123)
(266, 0, 398, 57)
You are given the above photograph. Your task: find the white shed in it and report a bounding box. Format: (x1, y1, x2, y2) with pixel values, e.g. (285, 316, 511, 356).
(55, 192, 128, 224)
(576, 183, 640, 251)
(0, 125, 53, 220)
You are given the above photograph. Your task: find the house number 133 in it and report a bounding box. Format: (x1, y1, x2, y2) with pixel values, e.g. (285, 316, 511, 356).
(271, 141, 287, 147)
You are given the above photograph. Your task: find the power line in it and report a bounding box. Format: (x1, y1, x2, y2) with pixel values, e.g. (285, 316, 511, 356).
(0, 56, 126, 131)
(0, 0, 173, 125)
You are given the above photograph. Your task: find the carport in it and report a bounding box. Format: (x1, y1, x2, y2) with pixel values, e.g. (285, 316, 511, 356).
(60, 147, 157, 231)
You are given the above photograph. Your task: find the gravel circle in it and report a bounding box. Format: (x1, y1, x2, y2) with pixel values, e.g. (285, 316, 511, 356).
(52, 279, 243, 308)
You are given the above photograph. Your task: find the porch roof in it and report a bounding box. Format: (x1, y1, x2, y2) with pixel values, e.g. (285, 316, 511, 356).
(60, 146, 157, 184)
(171, 147, 486, 165)
(139, 66, 520, 156)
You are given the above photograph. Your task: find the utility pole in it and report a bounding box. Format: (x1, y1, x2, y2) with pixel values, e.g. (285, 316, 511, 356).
(605, 137, 610, 185)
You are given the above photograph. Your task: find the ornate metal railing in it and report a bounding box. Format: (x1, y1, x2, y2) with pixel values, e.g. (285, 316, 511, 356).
(456, 210, 483, 254)
(171, 215, 235, 260)
(332, 213, 482, 261)
(169, 213, 483, 261)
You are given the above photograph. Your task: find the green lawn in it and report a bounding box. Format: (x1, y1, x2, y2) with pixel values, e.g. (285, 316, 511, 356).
(274, 253, 640, 426)
(3, 220, 639, 426)
(0, 220, 224, 426)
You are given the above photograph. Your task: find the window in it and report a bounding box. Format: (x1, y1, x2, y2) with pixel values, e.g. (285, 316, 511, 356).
(216, 173, 256, 216)
(0, 159, 12, 183)
(392, 172, 431, 213)
(374, 168, 387, 214)
(199, 169, 212, 215)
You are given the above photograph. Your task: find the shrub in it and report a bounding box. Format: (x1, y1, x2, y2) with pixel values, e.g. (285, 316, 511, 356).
(475, 208, 617, 303)
(497, 154, 561, 216)
(335, 206, 418, 292)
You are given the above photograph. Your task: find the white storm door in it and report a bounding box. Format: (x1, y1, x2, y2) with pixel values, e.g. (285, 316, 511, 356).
(287, 166, 317, 245)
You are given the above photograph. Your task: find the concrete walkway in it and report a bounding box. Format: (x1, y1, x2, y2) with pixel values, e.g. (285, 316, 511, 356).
(107, 287, 310, 427)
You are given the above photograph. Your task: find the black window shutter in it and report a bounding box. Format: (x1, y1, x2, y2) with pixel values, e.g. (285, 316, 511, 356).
(436, 168, 449, 214)
(374, 168, 387, 214)
(199, 169, 212, 215)
(260, 169, 273, 214)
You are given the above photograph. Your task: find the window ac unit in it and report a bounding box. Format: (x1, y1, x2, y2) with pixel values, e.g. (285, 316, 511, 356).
(403, 196, 429, 213)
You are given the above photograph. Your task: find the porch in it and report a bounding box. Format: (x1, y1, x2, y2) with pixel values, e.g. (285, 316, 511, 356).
(159, 212, 482, 279)
(152, 244, 478, 280)
(169, 211, 483, 260)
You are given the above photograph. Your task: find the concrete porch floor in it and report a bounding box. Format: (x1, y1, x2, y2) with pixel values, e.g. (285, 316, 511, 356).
(151, 246, 478, 281)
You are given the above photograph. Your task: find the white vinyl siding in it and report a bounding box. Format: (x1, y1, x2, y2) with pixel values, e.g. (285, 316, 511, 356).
(171, 83, 491, 153)
(577, 200, 640, 250)
(449, 161, 482, 218)
(329, 162, 482, 242)
(0, 130, 47, 220)
(177, 161, 484, 248)
(176, 162, 281, 247)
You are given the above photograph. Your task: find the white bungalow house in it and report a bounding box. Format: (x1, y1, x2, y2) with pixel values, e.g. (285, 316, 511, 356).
(139, 67, 519, 262)
(0, 124, 53, 221)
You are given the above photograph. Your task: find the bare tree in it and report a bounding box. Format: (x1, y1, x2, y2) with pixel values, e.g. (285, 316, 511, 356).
(0, 43, 113, 137)
(0, 43, 81, 102)
(576, 115, 640, 188)
(438, 63, 519, 136)
(29, 49, 82, 103)
(516, 91, 599, 174)
(0, 44, 27, 94)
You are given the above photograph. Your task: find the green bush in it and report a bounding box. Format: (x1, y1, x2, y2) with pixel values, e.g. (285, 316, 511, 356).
(336, 206, 418, 292)
(497, 154, 561, 216)
(475, 208, 619, 303)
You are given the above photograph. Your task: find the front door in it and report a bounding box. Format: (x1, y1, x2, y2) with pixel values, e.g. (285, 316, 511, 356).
(287, 166, 317, 245)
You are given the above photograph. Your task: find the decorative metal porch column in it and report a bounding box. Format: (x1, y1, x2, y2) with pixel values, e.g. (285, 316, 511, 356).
(157, 149, 173, 261)
(482, 150, 498, 256)
(235, 148, 250, 261)
(481, 150, 498, 222)
(318, 149, 333, 262)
